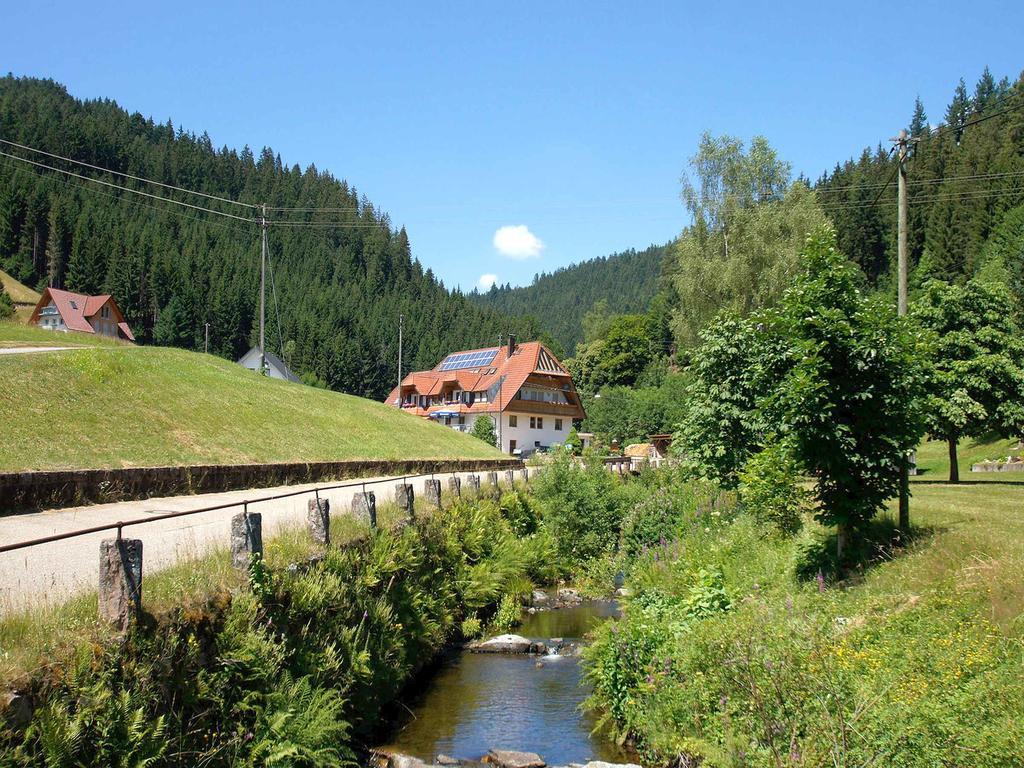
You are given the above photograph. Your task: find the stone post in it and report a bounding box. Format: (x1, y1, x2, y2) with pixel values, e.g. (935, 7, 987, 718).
(467, 474, 481, 495)
(520, 467, 529, 483)
(487, 471, 499, 496)
(307, 497, 330, 546)
(448, 476, 462, 497)
(504, 469, 516, 487)
(231, 511, 263, 569)
(424, 479, 442, 507)
(99, 538, 143, 630)
(395, 483, 415, 520)
(352, 491, 377, 527)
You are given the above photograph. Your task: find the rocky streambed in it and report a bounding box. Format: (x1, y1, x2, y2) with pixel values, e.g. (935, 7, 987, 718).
(375, 590, 634, 766)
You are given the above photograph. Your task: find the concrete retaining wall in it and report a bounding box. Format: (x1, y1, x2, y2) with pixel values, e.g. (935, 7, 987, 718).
(0, 458, 522, 514)
(971, 461, 1024, 473)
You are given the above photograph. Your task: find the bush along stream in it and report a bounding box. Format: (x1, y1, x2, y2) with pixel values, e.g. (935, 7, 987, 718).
(0, 489, 568, 767)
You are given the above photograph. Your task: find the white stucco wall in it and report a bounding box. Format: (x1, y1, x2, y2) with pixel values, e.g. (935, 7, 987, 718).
(497, 410, 570, 454)
(432, 409, 570, 454)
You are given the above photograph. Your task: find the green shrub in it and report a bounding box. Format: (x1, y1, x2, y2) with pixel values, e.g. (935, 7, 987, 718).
(499, 489, 539, 536)
(738, 440, 807, 536)
(460, 617, 482, 640)
(619, 477, 730, 558)
(487, 593, 521, 635)
(532, 449, 634, 564)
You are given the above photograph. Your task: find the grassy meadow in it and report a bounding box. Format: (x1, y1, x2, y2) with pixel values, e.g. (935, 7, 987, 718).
(582, 438, 1024, 766)
(0, 323, 499, 470)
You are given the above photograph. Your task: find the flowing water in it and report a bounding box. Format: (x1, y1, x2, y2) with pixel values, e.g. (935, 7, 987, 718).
(377, 598, 632, 764)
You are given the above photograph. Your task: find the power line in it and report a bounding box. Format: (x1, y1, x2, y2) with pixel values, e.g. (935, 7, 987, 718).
(0, 149, 256, 223)
(0, 156, 251, 234)
(819, 184, 1024, 211)
(0, 138, 259, 210)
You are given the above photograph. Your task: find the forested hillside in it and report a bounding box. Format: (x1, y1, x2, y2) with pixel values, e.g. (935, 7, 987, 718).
(816, 67, 1024, 293)
(469, 243, 668, 354)
(572, 68, 1024, 447)
(0, 76, 545, 398)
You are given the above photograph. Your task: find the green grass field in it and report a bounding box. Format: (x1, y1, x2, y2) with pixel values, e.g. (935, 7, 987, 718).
(581, 436, 1024, 764)
(0, 269, 41, 306)
(0, 323, 499, 470)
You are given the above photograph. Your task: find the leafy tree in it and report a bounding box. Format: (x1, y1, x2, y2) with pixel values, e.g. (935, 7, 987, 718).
(594, 314, 652, 388)
(911, 279, 1024, 481)
(681, 132, 791, 236)
(585, 374, 688, 447)
(672, 181, 829, 345)
(469, 415, 497, 447)
(771, 231, 927, 555)
(673, 315, 786, 488)
(564, 426, 582, 454)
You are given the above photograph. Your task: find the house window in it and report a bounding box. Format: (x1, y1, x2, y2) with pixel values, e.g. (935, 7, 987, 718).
(555, 419, 563, 431)
(529, 417, 536, 429)
(537, 417, 544, 429)
(509, 415, 518, 428)
(101, 306, 110, 319)
(509, 439, 517, 451)
(458, 416, 465, 425)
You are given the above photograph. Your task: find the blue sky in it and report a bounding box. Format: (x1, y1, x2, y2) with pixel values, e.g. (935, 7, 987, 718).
(4, 1, 1023, 291)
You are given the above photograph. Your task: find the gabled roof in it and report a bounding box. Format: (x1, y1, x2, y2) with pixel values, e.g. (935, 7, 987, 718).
(237, 346, 301, 383)
(386, 341, 584, 419)
(28, 287, 135, 341)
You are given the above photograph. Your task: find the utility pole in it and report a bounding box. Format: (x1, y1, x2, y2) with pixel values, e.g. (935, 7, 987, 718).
(259, 203, 267, 375)
(497, 333, 503, 452)
(397, 313, 403, 405)
(204, 322, 210, 354)
(895, 129, 911, 532)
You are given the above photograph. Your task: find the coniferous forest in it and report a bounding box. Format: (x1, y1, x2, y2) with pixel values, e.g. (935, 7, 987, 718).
(468, 243, 669, 355)
(0, 76, 547, 399)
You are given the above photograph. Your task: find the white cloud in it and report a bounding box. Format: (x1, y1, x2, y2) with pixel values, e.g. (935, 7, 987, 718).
(493, 224, 544, 259)
(478, 273, 498, 290)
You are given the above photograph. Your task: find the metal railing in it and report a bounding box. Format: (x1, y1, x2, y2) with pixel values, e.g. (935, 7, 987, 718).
(0, 463, 516, 555)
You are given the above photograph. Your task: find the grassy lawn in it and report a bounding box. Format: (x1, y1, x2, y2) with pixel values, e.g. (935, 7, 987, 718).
(0, 328, 500, 471)
(583, 437, 1024, 764)
(0, 269, 40, 305)
(0, 321, 129, 348)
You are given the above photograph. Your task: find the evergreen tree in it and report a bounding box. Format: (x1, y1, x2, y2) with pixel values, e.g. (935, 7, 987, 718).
(909, 96, 928, 139)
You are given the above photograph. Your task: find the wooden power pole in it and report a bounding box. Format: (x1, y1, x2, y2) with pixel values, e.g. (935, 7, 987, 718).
(259, 203, 268, 375)
(895, 129, 910, 531)
(397, 313, 403, 403)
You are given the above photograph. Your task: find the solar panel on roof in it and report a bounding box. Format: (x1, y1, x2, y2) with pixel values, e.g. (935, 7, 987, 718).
(438, 348, 499, 371)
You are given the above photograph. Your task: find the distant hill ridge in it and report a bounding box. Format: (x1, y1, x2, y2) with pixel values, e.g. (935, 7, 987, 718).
(470, 243, 670, 354)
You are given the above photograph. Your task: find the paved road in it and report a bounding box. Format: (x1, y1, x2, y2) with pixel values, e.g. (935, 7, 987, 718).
(0, 346, 79, 355)
(0, 468, 509, 614)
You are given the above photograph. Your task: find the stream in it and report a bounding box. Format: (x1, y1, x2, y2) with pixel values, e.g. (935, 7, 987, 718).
(377, 596, 633, 764)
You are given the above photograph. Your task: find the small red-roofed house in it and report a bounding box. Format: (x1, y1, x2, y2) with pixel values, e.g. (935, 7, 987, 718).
(27, 288, 135, 342)
(385, 336, 585, 455)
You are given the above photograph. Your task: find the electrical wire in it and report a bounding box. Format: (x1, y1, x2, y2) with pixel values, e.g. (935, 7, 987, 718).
(0, 156, 252, 234)
(0, 138, 260, 210)
(0, 149, 256, 222)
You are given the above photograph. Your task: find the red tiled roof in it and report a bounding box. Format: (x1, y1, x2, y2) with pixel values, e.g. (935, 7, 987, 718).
(385, 341, 584, 419)
(29, 288, 135, 342)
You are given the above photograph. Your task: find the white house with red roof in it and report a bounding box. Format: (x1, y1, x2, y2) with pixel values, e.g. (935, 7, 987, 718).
(27, 288, 135, 342)
(385, 336, 585, 455)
